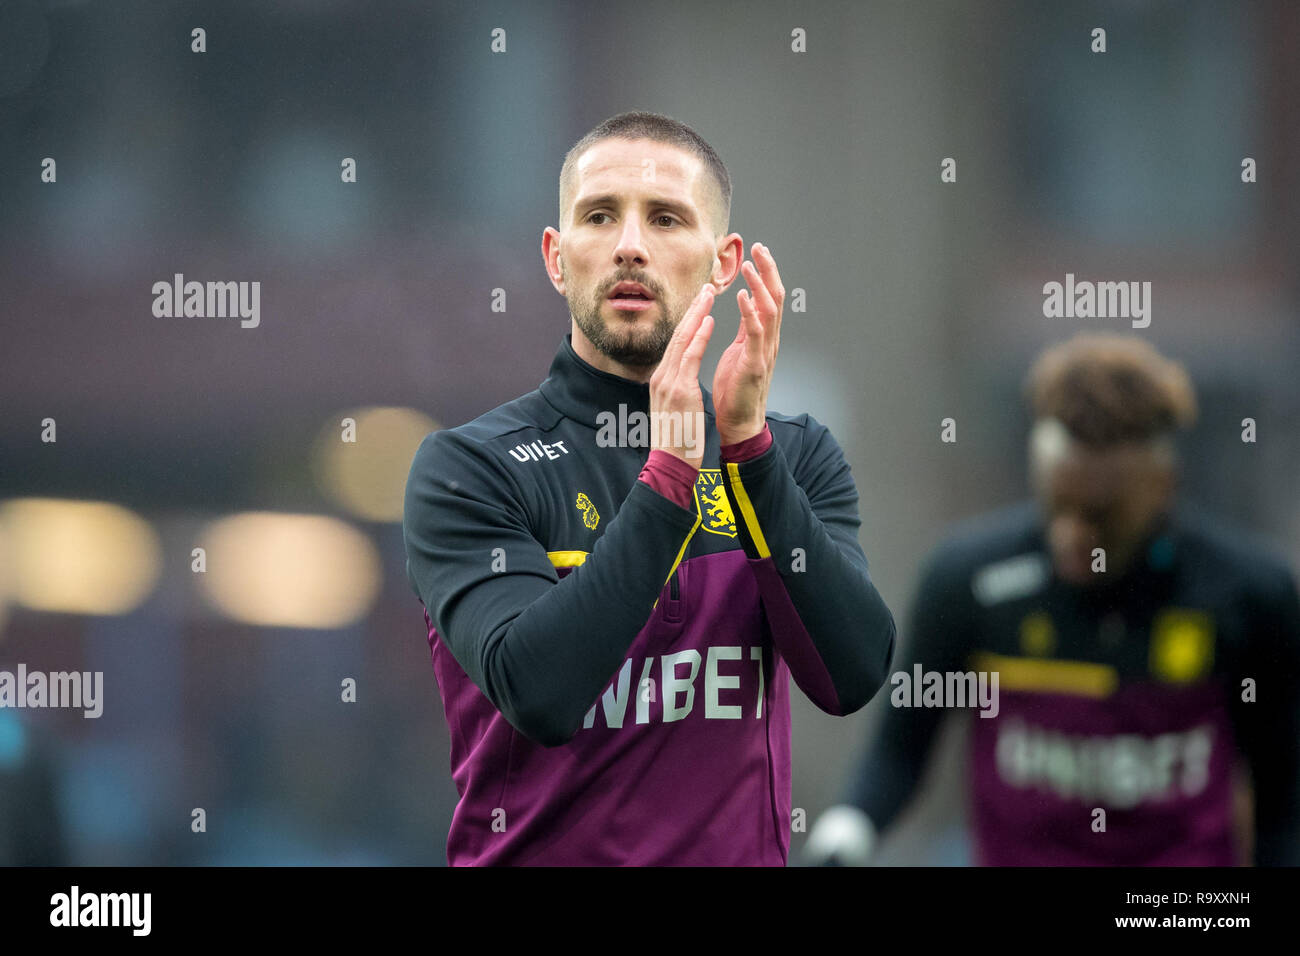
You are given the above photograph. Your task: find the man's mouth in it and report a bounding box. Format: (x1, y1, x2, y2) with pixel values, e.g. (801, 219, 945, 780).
(1053, 547, 1096, 585)
(607, 282, 656, 311)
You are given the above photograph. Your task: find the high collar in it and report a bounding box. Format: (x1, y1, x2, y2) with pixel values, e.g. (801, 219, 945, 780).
(1041, 506, 1181, 601)
(538, 333, 714, 427)
(1138, 510, 1178, 573)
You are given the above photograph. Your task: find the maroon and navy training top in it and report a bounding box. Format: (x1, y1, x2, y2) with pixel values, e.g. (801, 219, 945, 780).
(403, 333, 897, 865)
(843, 501, 1300, 865)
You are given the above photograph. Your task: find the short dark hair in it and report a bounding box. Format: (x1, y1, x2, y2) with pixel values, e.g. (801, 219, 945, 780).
(558, 111, 732, 235)
(1024, 333, 1198, 446)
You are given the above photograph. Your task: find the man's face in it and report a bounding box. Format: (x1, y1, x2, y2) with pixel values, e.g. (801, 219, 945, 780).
(1031, 432, 1175, 587)
(546, 138, 723, 368)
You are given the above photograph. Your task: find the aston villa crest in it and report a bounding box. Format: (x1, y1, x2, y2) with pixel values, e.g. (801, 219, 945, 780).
(693, 469, 737, 537)
(1149, 608, 1213, 684)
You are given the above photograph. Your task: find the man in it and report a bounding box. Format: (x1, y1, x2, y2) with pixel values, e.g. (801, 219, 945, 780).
(806, 334, 1300, 866)
(403, 111, 896, 865)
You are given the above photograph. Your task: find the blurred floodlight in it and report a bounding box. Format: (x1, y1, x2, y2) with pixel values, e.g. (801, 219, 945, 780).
(199, 512, 381, 629)
(0, 519, 10, 636)
(0, 498, 161, 615)
(313, 406, 439, 522)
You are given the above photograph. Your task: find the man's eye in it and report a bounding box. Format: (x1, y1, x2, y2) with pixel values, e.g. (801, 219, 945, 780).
(587, 213, 609, 224)
(655, 215, 677, 227)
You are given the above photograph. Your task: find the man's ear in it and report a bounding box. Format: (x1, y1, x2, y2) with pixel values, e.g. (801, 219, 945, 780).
(542, 226, 565, 294)
(711, 232, 744, 291)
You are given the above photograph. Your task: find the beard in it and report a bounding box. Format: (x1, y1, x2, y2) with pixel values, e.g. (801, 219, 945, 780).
(565, 266, 684, 369)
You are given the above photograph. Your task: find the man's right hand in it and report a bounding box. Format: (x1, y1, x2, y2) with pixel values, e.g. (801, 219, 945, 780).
(649, 283, 715, 471)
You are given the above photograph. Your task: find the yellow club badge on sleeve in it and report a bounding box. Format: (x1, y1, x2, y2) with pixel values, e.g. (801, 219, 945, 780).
(693, 470, 737, 538)
(1149, 608, 1214, 684)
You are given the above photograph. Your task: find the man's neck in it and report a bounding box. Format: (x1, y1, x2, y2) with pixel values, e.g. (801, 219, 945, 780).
(1081, 509, 1176, 592)
(570, 324, 658, 384)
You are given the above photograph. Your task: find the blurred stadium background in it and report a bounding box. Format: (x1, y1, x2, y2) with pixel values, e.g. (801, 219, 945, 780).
(0, 0, 1296, 864)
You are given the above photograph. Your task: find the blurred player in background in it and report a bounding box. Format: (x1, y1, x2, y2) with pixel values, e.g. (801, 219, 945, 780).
(806, 334, 1300, 865)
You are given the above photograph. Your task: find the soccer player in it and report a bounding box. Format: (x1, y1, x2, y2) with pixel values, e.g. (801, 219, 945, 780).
(805, 334, 1300, 866)
(402, 111, 896, 865)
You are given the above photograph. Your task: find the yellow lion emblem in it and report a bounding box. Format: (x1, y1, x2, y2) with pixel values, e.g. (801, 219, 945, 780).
(693, 471, 737, 537)
(575, 493, 600, 530)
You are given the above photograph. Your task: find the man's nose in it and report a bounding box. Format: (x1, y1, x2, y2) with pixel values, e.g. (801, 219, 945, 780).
(613, 221, 648, 266)
(1053, 515, 1095, 549)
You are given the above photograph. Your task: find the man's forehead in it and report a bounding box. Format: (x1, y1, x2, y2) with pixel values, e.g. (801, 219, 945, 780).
(1047, 444, 1149, 497)
(573, 138, 705, 204)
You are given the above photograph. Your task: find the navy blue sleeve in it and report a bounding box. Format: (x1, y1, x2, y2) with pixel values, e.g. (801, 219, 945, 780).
(403, 430, 701, 747)
(844, 546, 974, 830)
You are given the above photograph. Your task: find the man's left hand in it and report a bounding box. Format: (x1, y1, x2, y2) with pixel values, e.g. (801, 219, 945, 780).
(712, 242, 784, 446)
